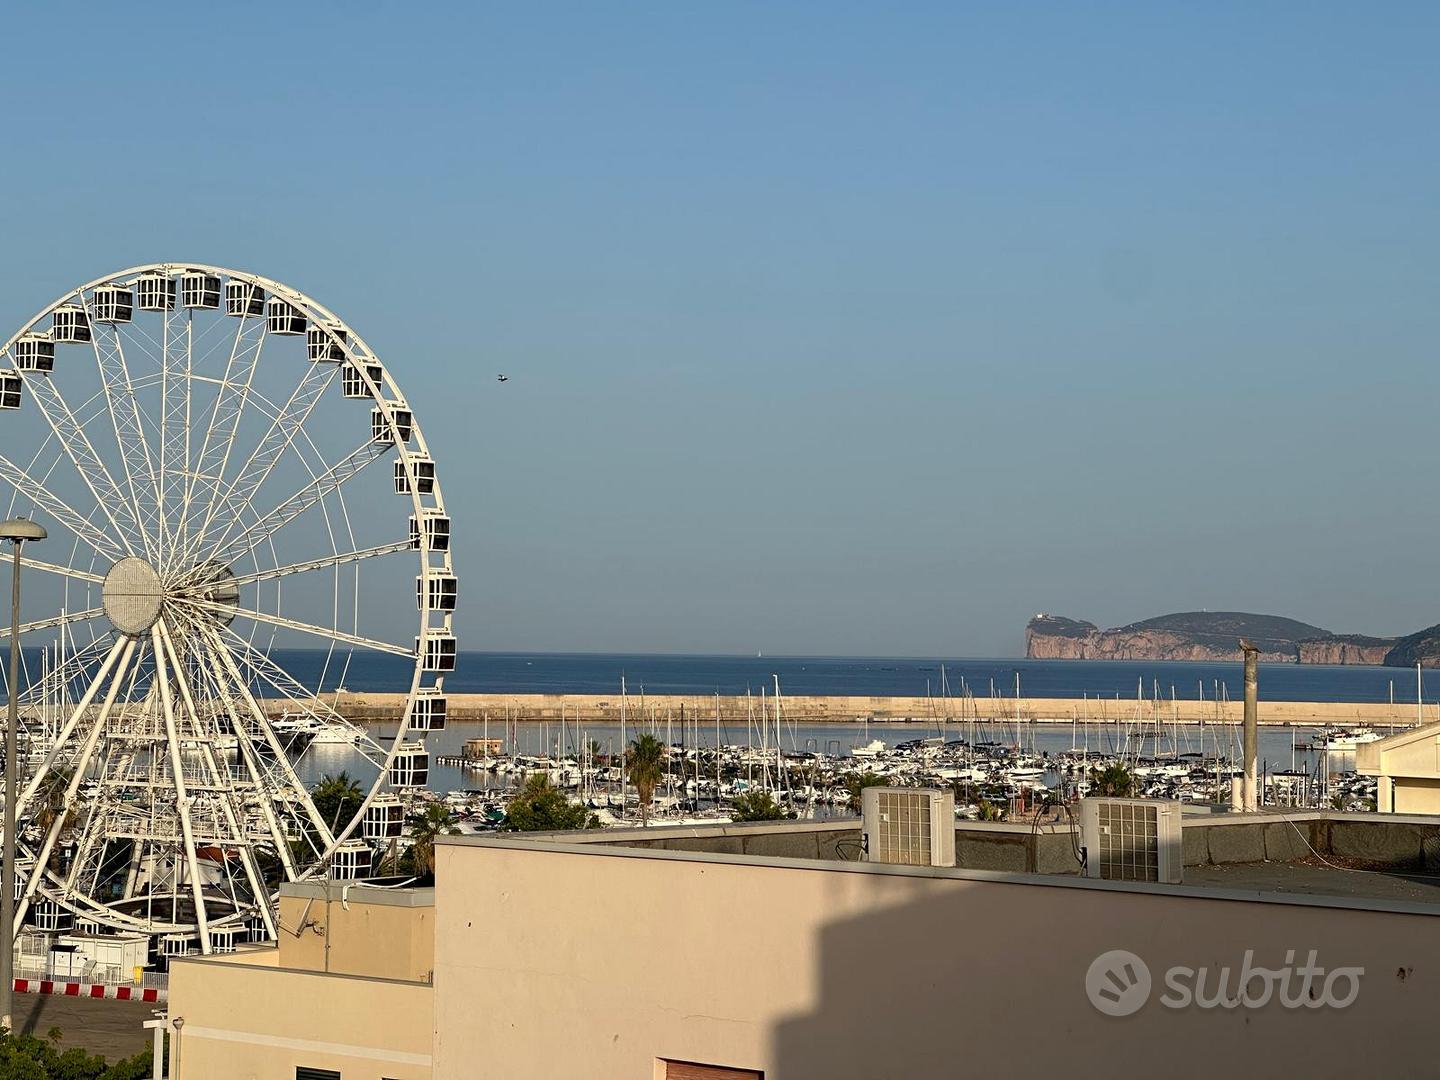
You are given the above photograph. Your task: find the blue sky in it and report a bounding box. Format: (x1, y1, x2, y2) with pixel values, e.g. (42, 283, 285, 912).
(2, 2, 1438, 656)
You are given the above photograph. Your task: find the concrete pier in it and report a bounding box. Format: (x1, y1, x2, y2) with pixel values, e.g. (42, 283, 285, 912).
(290, 692, 1436, 727)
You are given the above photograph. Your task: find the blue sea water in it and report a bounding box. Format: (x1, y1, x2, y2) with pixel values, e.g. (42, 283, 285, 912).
(267, 650, 1427, 704)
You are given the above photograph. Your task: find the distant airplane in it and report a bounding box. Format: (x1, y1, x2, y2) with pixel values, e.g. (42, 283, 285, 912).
(497, 374, 509, 383)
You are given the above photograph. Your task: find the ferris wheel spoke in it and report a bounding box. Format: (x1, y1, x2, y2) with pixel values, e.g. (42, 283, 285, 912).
(156, 306, 194, 565)
(189, 601, 413, 658)
(15, 642, 136, 925)
(190, 360, 338, 564)
(224, 540, 414, 589)
(8, 607, 104, 638)
(214, 630, 388, 769)
(84, 298, 162, 563)
(18, 636, 131, 816)
(181, 618, 300, 883)
(179, 297, 267, 572)
(12, 633, 113, 712)
(217, 625, 387, 745)
(192, 620, 337, 847)
(11, 365, 145, 556)
(150, 622, 214, 953)
(202, 439, 389, 568)
(20, 557, 105, 586)
(0, 454, 124, 563)
(157, 619, 272, 922)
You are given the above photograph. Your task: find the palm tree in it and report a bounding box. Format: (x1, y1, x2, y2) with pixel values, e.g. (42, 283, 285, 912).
(409, 803, 460, 877)
(1089, 762, 1135, 798)
(311, 772, 364, 833)
(33, 767, 74, 835)
(625, 734, 665, 826)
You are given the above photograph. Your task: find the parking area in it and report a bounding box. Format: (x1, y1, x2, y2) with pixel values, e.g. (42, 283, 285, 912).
(12, 993, 156, 1061)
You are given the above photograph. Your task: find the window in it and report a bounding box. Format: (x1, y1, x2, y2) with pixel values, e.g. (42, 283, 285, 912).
(663, 1061, 763, 1080)
(296, 1068, 341, 1080)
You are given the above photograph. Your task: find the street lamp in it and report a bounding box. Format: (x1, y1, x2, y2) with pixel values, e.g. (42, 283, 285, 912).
(0, 517, 45, 1033)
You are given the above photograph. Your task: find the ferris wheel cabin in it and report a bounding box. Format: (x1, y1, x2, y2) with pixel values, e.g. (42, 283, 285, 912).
(92, 283, 134, 323)
(418, 633, 457, 672)
(224, 279, 265, 317)
(388, 743, 431, 788)
(32, 898, 74, 933)
(395, 456, 436, 495)
(307, 321, 347, 361)
(343, 360, 383, 398)
(14, 333, 55, 372)
(160, 933, 194, 959)
(363, 794, 405, 840)
(0, 372, 24, 410)
(181, 270, 222, 309)
(52, 303, 91, 343)
(372, 404, 413, 444)
(266, 296, 307, 335)
(330, 839, 373, 880)
(410, 511, 451, 551)
(418, 574, 458, 612)
(409, 690, 447, 732)
(135, 271, 176, 311)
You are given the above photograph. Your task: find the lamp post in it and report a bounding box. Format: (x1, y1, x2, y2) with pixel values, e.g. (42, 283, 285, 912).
(0, 517, 45, 1033)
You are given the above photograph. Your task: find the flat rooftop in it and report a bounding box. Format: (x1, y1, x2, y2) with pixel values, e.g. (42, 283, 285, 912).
(445, 809, 1440, 916)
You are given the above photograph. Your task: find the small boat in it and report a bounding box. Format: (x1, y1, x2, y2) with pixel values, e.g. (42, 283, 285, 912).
(1319, 727, 1382, 752)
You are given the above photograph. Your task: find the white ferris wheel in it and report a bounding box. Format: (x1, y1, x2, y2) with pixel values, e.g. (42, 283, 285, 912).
(0, 264, 455, 956)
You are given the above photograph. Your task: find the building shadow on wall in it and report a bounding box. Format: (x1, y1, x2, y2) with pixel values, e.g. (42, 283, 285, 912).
(766, 875, 1406, 1080)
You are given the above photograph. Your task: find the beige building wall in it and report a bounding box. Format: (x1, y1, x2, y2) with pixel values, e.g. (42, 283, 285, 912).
(1392, 777, 1440, 814)
(275, 887, 435, 981)
(167, 886, 436, 1079)
(168, 957, 433, 1080)
(1357, 722, 1440, 813)
(434, 839, 1440, 1079)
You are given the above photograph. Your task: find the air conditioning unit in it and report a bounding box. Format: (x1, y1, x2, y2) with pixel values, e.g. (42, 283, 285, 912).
(862, 786, 956, 868)
(1080, 798, 1183, 884)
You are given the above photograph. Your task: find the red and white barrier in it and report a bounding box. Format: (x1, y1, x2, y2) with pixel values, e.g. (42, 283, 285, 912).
(12, 978, 161, 1002)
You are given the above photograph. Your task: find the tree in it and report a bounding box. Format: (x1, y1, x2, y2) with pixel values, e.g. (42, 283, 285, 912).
(32, 768, 74, 836)
(845, 770, 890, 812)
(407, 803, 461, 878)
(501, 774, 600, 832)
(730, 789, 792, 822)
(0, 1027, 151, 1079)
(1088, 762, 1135, 798)
(311, 772, 364, 833)
(625, 734, 665, 826)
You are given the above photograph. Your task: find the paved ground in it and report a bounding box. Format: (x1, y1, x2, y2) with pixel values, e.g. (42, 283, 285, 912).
(12, 994, 156, 1061)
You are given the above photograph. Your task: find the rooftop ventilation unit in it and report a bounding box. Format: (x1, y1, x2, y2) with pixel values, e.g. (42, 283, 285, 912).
(861, 786, 955, 867)
(1080, 798, 1183, 885)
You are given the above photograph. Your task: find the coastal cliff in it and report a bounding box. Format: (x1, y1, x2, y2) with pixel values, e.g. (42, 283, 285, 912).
(1298, 636, 1395, 665)
(1026, 611, 1396, 664)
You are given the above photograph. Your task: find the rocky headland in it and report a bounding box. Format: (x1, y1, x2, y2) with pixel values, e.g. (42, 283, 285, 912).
(1025, 611, 1406, 665)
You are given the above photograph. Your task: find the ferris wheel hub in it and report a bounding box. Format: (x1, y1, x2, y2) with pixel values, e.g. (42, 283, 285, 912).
(102, 556, 164, 636)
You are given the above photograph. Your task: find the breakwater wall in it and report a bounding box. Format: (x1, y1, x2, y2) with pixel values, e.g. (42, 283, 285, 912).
(303, 692, 1439, 727)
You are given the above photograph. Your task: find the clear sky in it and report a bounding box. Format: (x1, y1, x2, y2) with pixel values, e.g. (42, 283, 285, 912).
(2, 3, 1438, 657)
